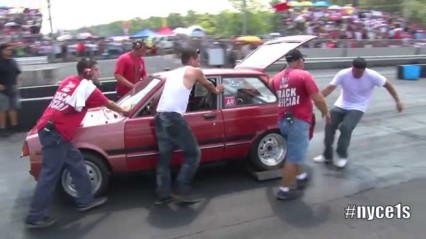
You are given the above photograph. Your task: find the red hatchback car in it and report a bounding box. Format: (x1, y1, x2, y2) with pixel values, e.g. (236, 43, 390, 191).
(21, 35, 317, 198)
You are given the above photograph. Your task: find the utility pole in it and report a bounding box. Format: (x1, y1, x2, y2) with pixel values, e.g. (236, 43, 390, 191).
(242, 0, 247, 35)
(47, 0, 53, 35)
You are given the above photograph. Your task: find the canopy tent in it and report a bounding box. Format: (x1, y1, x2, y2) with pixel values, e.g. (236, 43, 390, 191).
(156, 26, 175, 35)
(173, 27, 187, 35)
(130, 29, 156, 39)
(186, 25, 205, 37)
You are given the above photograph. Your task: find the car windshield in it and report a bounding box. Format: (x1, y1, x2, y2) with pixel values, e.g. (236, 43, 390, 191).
(117, 77, 162, 110)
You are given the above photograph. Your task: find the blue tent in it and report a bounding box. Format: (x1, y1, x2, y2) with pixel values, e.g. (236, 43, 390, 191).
(130, 29, 156, 39)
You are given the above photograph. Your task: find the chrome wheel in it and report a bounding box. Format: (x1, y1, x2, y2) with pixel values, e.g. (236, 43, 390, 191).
(61, 161, 102, 198)
(257, 133, 286, 167)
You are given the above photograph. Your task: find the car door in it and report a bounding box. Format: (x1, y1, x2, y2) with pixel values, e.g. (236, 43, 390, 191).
(220, 75, 278, 159)
(123, 77, 165, 172)
(182, 76, 225, 164)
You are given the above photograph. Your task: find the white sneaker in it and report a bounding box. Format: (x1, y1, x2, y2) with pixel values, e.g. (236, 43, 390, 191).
(333, 158, 348, 168)
(313, 155, 326, 163)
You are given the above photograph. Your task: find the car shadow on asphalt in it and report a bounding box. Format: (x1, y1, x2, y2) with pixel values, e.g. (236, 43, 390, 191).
(19, 161, 281, 238)
(17, 158, 375, 239)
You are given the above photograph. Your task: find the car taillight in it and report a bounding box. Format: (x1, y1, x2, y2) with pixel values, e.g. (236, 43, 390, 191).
(21, 141, 29, 158)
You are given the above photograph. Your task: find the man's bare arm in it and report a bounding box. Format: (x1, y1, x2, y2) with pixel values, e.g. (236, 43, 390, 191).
(114, 74, 134, 88)
(105, 100, 128, 115)
(383, 80, 401, 103)
(194, 68, 222, 94)
(383, 80, 403, 112)
(320, 84, 337, 98)
(311, 92, 329, 117)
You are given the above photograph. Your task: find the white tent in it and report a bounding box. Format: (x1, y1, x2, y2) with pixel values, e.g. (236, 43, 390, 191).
(173, 27, 187, 35)
(186, 25, 205, 37)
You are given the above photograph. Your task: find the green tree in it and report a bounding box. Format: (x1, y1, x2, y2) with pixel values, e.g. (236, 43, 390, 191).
(73, 5, 281, 37)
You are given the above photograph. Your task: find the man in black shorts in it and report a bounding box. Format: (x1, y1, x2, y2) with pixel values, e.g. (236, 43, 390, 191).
(0, 43, 21, 137)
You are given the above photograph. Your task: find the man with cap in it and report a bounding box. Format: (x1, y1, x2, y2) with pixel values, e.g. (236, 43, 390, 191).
(269, 49, 330, 200)
(313, 57, 403, 168)
(25, 58, 129, 229)
(114, 40, 148, 99)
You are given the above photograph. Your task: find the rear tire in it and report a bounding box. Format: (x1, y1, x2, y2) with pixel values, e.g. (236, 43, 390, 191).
(249, 132, 287, 171)
(59, 153, 110, 201)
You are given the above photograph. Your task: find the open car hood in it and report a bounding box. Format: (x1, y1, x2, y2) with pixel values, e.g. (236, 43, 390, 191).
(234, 35, 318, 71)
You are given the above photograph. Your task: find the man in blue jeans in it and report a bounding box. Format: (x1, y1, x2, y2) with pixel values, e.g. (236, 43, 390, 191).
(313, 57, 403, 168)
(25, 58, 129, 229)
(270, 49, 330, 200)
(154, 48, 224, 204)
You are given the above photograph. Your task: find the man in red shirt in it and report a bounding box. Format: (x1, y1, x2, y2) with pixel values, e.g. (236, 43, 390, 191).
(270, 49, 330, 201)
(114, 40, 148, 99)
(25, 58, 129, 229)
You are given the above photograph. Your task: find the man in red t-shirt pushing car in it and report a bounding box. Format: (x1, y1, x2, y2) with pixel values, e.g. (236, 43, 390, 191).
(25, 58, 129, 229)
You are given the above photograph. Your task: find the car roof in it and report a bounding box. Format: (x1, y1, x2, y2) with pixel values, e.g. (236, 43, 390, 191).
(154, 67, 265, 79)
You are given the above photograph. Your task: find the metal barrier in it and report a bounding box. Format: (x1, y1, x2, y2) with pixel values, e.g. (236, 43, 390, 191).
(15, 56, 49, 65)
(275, 54, 426, 65)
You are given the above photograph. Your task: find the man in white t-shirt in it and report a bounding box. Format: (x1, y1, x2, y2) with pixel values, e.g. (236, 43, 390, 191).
(313, 57, 403, 168)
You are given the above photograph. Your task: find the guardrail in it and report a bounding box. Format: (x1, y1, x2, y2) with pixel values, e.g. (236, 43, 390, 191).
(275, 54, 426, 64)
(15, 56, 49, 65)
(269, 55, 426, 71)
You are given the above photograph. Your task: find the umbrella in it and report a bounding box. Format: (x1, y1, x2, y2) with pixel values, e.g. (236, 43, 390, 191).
(328, 5, 342, 10)
(300, 1, 313, 7)
(287, 1, 301, 7)
(235, 36, 262, 43)
(313, 1, 330, 7)
(342, 7, 355, 15)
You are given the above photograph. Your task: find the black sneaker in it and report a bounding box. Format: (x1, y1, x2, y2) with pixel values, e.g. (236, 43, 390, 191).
(77, 197, 108, 212)
(296, 175, 309, 190)
(171, 193, 202, 204)
(155, 196, 173, 205)
(276, 188, 302, 201)
(25, 216, 57, 229)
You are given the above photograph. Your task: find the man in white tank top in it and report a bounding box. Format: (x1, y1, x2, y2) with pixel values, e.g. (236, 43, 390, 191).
(313, 57, 403, 169)
(154, 48, 224, 204)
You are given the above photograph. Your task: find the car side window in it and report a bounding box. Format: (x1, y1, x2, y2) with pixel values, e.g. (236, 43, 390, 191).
(222, 76, 277, 108)
(187, 77, 218, 112)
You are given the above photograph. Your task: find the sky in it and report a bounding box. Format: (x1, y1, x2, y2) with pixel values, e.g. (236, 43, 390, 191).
(0, 0, 273, 34)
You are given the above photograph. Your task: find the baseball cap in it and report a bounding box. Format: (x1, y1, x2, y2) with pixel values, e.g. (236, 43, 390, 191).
(285, 49, 306, 63)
